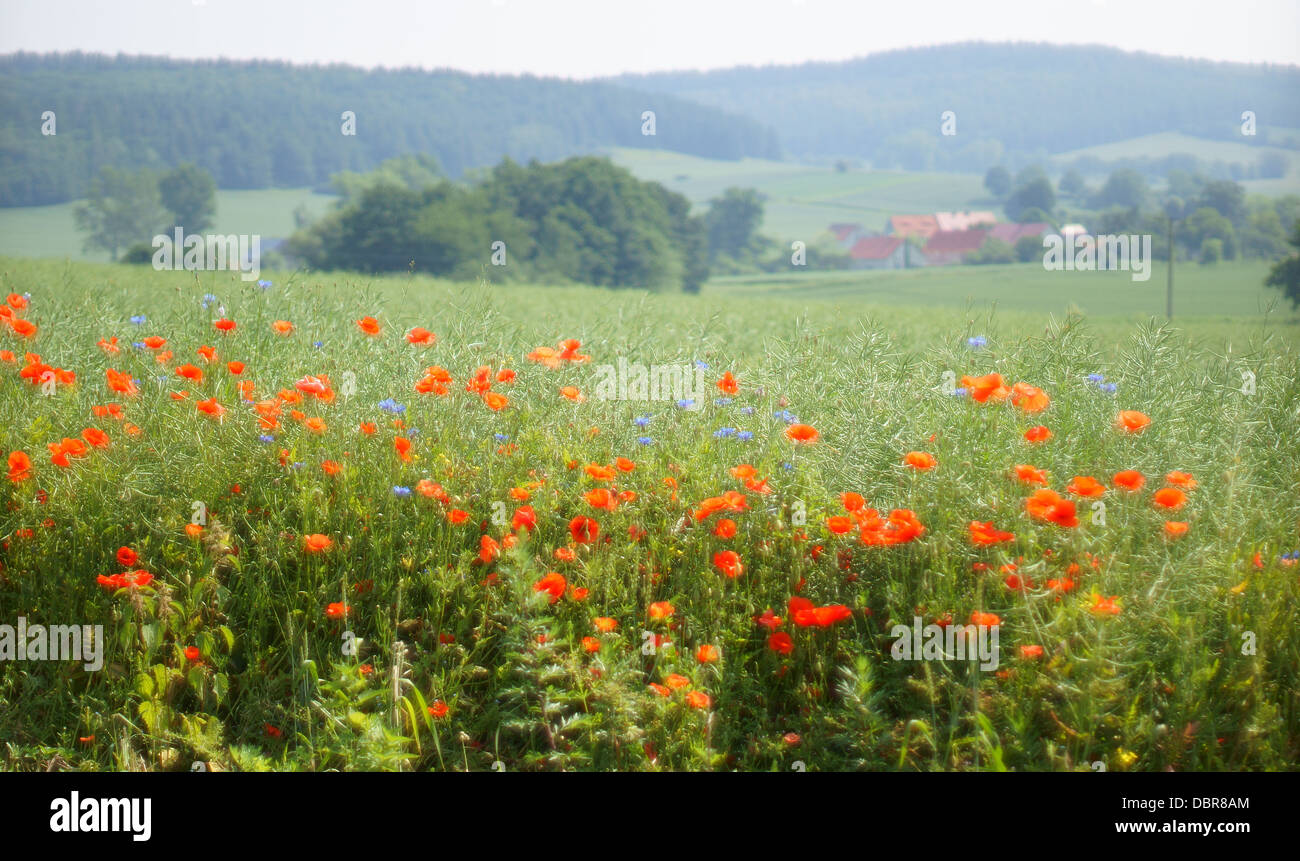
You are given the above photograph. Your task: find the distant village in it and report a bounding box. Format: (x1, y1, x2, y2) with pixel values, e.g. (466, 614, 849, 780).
(831, 212, 1088, 268)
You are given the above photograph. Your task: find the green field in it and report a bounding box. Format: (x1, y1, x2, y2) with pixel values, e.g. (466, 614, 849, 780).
(1053, 131, 1296, 173)
(606, 148, 990, 240)
(1, 256, 1297, 771)
(0, 188, 338, 263)
(710, 260, 1293, 320)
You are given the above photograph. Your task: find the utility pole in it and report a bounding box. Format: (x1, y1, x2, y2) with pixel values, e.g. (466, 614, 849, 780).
(1167, 215, 1174, 319)
(1163, 197, 1183, 320)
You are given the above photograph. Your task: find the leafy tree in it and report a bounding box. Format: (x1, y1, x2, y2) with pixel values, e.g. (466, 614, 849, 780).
(1005, 176, 1056, 221)
(983, 166, 1011, 199)
(704, 187, 766, 262)
(1014, 235, 1043, 263)
(1182, 207, 1237, 260)
(1264, 222, 1300, 307)
(73, 166, 168, 260)
(1199, 237, 1223, 264)
(1241, 207, 1288, 260)
(287, 156, 706, 292)
(1058, 169, 1086, 198)
(159, 163, 216, 232)
(1016, 206, 1051, 225)
(1091, 168, 1147, 210)
(966, 238, 1015, 264)
(1196, 180, 1246, 226)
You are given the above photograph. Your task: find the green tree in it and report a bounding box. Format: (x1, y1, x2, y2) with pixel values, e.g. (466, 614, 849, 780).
(1182, 207, 1237, 260)
(984, 166, 1011, 199)
(73, 166, 168, 260)
(1199, 237, 1223, 264)
(1005, 176, 1056, 221)
(1241, 206, 1288, 260)
(966, 238, 1015, 264)
(704, 187, 766, 262)
(1196, 180, 1246, 226)
(1058, 169, 1087, 198)
(1264, 222, 1300, 307)
(159, 163, 217, 233)
(1014, 235, 1043, 262)
(1091, 168, 1147, 210)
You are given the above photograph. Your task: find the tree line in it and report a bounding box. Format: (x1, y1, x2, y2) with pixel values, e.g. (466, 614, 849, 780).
(0, 53, 781, 207)
(618, 43, 1300, 174)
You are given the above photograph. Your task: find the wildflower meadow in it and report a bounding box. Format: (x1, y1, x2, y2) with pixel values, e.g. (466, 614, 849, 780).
(1, 258, 1297, 772)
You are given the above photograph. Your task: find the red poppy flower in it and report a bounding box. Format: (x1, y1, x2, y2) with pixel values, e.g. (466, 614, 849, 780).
(968, 520, 1015, 545)
(1113, 470, 1145, 491)
(569, 515, 599, 544)
(1025, 489, 1078, 527)
(1115, 410, 1151, 433)
(713, 550, 744, 578)
(1024, 425, 1052, 443)
(533, 572, 567, 604)
(785, 423, 820, 444)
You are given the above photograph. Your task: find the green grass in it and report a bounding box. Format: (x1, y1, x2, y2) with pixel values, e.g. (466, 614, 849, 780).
(606, 148, 989, 240)
(709, 260, 1296, 323)
(1, 257, 1298, 772)
(1052, 131, 1297, 179)
(0, 188, 337, 263)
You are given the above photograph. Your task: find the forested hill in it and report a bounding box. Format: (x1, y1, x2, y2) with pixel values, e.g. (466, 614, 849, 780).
(0, 53, 782, 206)
(616, 42, 1300, 169)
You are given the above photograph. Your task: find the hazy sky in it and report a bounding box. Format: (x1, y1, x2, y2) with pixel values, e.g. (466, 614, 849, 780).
(3, 0, 1297, 77)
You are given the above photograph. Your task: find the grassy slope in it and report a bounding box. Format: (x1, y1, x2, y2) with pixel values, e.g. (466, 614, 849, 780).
(605, 148, 989, 240)
(0, 188, 337, 263)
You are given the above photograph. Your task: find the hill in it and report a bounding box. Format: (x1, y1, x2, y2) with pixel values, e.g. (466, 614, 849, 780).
(0, 53, 782, 206)
(616, 43, 1300, 170)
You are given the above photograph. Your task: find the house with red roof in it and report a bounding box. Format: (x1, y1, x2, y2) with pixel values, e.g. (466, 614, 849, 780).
(921, 228, 989, 265)
(888, 215, 939, 240)
(989, 222, 1051, 245)
(849, 235, 910, 269)
(829, 223, 865, 247)
(934, 211, 998, 232)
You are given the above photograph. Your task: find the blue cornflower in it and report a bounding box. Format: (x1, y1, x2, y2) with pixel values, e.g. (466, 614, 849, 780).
(129, 315, 146, 325)
(1087, 373, 1106, 383)
(1101, 382, 1118, 394)
(291, 462, 305, 470)
(258, 434, 274, 443)
(257, 280, 272, 289)
(694, 360, 709, 371)
(378, 398, 406, 414)
(133, 342, 147, 350)
(676, 399, 695, 409)
(739, 406, 755, 415)
(634, 415, 652, 428)
(494, 433, 509, 442)
(782, 462, 795, 471)
(714, 427, 737, 438)
(773, 409, 798, 424)
(313, 341, 323, 349)
(737, 430, 754, 442)
(967, 335, 988, 349)
(393, 486, 411, 497)
(637, 436, 654, 446)
(951, 387, 968, 397)
(715, 397, 733, 407)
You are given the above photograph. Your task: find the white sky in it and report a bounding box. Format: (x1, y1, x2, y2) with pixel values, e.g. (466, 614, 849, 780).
(2, 0, 1297, 78)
